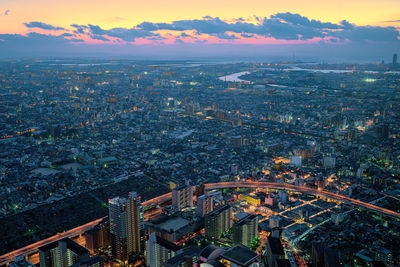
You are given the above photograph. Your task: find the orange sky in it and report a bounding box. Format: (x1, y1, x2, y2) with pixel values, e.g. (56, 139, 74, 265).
(1, 0, 399, 34)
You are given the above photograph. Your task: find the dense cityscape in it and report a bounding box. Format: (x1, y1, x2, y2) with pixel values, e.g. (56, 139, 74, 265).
(0, 57, 399, 267)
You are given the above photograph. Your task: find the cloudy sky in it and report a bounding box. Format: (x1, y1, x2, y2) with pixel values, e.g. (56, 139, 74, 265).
(0, 0, 399, 60)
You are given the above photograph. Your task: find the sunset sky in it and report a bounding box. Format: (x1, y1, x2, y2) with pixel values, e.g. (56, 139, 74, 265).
(0, 0, 399, 59)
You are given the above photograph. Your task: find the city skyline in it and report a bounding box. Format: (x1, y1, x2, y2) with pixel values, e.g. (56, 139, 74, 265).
(1, 0, 400, 266)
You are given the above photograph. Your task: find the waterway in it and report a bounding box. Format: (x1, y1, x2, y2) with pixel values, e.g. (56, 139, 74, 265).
(218, 71, 252, 83)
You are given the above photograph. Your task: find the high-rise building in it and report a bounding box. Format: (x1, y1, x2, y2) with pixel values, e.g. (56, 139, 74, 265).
(172, 182, 193, 210)
(323, 156, 336, 169)
(290, 155, 302, 167)
(232, 214, 258, 247)
(269, 216, 282, 229)
(311, 243, 340, 267)
(205, 205, 232, 240)
(278, 191, 288, 204)
(163, 246, 201, 267)
(126, 192, 144, 255)
(197, 192, 213, 217)
(264, 236, 285, 267)
(108, 197, 128, 261)
(84, 218, 110, 253)
(393, 53, 398, 65)
(146, 232, 182, 267)
(381, 123, 389, 139)
(70, 255, 104, 267)
(38, 238, 90, 267)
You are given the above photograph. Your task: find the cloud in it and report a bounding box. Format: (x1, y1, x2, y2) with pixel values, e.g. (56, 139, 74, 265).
(4, 10, 10, 16)
(0, 33, 83, 53)
(71, 24, 88, 34)
(24, 21, 65, 31)
(214, 33, 238, 39)
(334, 25, 400, 42)
(89, 34, 110, 41)
(5, 14, 399, 59)
(134, 13, 400, 42)
(271, 12, 339, 29)
(241, 33, 255, 38)
(75, 24, 159, 42)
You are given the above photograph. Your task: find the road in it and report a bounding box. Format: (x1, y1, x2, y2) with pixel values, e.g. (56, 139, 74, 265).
(0, 192, 172, 266)
(0, 217, 106, 266)
(203, 181, 400, 219)
(1, 182, 399, 266)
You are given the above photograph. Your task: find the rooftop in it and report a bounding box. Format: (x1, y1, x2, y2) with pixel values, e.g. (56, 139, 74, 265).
(221, 244, 258, 266)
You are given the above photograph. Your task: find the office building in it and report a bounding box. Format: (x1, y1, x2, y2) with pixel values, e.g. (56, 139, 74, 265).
(232, 214, 258, 247)
(126, 192, 144, 255)
(146, 232, 182, 267)
(393, 53, 398, 65)
(172, 182, 193, 210)
(38, 238, 90, 267)
(108, 197, 128, 261)
(197, 192, 213, 217)
(205, 205, 232, 240)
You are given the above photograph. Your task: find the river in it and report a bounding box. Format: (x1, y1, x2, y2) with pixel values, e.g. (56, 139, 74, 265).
(218, 71, 252, 83)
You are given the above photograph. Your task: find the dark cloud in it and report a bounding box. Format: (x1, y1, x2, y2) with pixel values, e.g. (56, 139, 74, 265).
(24, 21, 65, 31)
(214, 33, 238, 39)
(135, 13, 400, 42)
(334, 25, 400, 42)
(89, 34, 110, 41)
(0, 33, 83, 57)
(71, 24, 88, 34)
(86, 25, 159, 42)
(241, 33, 255, 38)
(271, 12, 339, 29)
(60, 33, 74, 37)
(340, 20, 354, 30)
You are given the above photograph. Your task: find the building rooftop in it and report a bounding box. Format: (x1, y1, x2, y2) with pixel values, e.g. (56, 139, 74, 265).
(9, 256, 35, 267)
(206, 204, 231, 217)
(235, 214, 257, 226)
(156, 236, 182, 252)
(164, 246, 201, 267)
(154, 216, 190, 233)
(221, 244, 258, 266)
